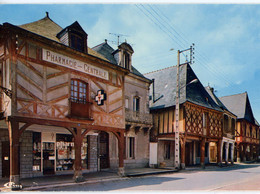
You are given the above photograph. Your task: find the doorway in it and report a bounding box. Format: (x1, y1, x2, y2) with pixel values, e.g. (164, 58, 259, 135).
(43, 142, 55, 175)
(2, 142, 10, 178)
(99, 132, 109, 169)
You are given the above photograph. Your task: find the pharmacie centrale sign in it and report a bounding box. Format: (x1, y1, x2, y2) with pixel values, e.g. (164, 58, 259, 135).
(42, 49, 109, 80)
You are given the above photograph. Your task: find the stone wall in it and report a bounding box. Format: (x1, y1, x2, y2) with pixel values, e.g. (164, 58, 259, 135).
(0, 129, 34, 179)
(88, 135, 98, 171)
(20, 131, 33, 178)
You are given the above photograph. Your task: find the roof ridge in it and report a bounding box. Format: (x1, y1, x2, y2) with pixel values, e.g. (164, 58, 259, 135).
(19, 14, 62, 30)
(144, 65, 177, 75)
(92, 42, 106, 49)
(220, 92, 247, 99)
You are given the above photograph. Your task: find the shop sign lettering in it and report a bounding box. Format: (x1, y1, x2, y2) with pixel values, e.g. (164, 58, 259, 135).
(42, 49, 109, 80)
(56, 141, 87, 149)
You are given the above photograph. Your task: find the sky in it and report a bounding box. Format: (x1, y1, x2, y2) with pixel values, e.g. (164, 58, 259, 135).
(1, 3, 260, 121)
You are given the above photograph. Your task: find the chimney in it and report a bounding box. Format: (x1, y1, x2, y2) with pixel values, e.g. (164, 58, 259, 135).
(46, 12, 49, 18)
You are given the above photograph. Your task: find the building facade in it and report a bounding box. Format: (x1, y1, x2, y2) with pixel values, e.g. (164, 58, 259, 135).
(92, 40, 153, 169)
(0, 13, 129, 186)
(146, 64, 224, 169)
(220, 92, 260, 162)
(205, 86, 237, 164)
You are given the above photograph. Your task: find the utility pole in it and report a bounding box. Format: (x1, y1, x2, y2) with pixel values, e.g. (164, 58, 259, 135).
(174, 44, 195, 170)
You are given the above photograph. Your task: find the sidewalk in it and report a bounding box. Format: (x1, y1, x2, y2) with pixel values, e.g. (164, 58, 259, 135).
(0, 167, 178, 192)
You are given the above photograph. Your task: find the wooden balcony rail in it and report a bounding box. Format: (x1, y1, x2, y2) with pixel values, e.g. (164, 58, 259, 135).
(125, 109, 153, 125)
(69, 99, 92, 119)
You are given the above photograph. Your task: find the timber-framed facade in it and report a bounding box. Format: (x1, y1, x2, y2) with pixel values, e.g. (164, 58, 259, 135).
(0, 13, 129, 187)
(146, 64, 224, 168)
(220, 92, 260, 162)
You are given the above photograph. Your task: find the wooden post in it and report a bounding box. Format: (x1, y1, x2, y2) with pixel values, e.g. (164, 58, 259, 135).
(200, 138, 205, 168)
(217, 140, 222, 166)
(8, 120, 22, 190)
(73, 128, 84, 182)
(118, 132, 125, 176)
(180, 137, 186, 169)
(243, 144, 247, 162)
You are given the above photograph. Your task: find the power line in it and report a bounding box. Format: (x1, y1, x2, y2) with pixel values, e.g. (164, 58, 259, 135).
(134, 4, 237, 88)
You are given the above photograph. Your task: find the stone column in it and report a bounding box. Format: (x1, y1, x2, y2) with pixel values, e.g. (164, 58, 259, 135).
(200, 138, 205, 168)
(225, 142, 229, 164)
(230, 143, 234, 164)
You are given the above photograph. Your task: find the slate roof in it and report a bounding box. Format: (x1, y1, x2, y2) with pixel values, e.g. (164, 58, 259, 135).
(18, 14, 108, 62)
(19, 14, 62, 42)
(92, 41, 148, 79)
(205, 86, 228, 111)
(219, 92, 256, 124)
(205, 86, 237, 118)
(145, 64, 222, 111)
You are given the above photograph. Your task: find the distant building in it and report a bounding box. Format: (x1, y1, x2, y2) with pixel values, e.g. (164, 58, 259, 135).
(92, 40, 153, 169)
(0, 13, 129, 187)
(220, 92, 260, 162)
(205, 86, 237, 164)
(145, 64, 223, 168)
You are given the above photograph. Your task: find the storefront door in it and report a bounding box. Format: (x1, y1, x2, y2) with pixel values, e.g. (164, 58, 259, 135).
(43, 142, 55, 175)
(2, 142, 10, 178)
(99, 132, 109, 169)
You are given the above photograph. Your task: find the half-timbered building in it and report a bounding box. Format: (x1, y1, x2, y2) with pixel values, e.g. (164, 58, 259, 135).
(220, 92, 260, 162)
(205, 86, 237, 164)
(92, 40, 153, 169)
(0, 13, 129, 187)
(145, 64, 223, 168)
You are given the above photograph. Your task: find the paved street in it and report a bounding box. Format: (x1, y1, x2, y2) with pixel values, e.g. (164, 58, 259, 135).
(41, 163, 260, 191)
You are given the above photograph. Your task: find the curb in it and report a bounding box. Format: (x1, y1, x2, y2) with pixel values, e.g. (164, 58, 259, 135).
(126, 170, 178, 177)
(22, 176, 130, 191)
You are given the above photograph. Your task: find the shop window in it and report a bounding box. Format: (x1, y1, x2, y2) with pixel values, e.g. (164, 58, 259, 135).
(32, 132, 41, 171)
(70, 79, 91, 119)
(127, 137, 135, 159)
(164, 142, 171, 159)
(56, 134, 88, 171)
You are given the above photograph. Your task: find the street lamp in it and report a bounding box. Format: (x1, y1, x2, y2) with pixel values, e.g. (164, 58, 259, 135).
(174, 46, 196, 170)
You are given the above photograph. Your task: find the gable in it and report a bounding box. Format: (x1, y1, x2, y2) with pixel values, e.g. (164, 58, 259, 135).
(244, 95, 255, 123)
(146, 64, 222, 111)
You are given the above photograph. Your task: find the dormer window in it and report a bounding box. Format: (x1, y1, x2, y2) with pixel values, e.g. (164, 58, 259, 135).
(57, 21, 88, 54)
(71, 34, 84, 52)
(114, 42, 134, 71)
(124, 51, 130, 69)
